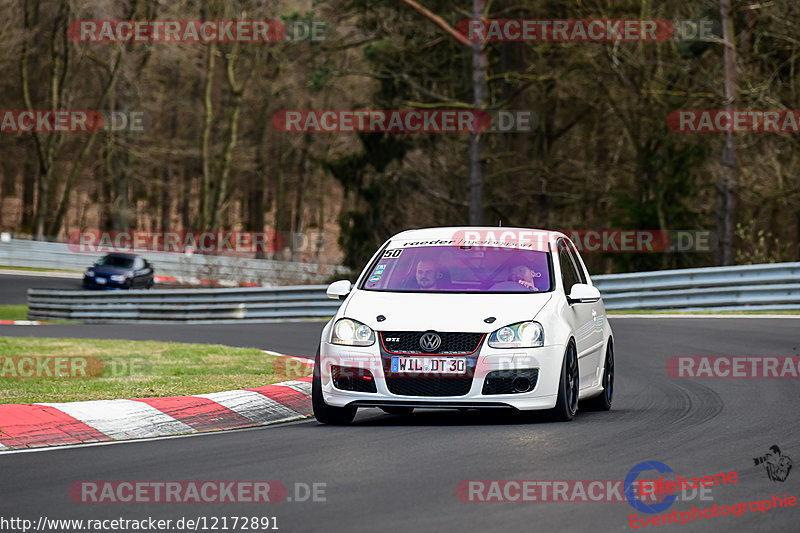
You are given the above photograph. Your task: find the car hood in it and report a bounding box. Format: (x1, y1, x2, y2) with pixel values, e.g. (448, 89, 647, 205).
(341, 290, 552, 333)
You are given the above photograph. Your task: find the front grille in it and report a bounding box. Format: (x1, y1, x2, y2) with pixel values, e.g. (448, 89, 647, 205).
(380, 332, 484, 355)
(482, 369, 539, 395)
(331, 365, 377, 393)
(386, 377, 473, 397)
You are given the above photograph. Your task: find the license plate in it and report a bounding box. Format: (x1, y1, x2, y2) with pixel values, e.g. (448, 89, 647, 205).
(95, 277, 106, 284)
(391, 357, 466, 374)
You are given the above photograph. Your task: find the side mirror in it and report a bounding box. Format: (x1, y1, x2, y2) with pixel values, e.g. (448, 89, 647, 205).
(567, 283, 601, 304)
(326, 280, 352, 300)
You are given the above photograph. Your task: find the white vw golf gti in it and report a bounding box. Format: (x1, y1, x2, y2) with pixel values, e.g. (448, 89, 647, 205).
(313, 227, 614, 424)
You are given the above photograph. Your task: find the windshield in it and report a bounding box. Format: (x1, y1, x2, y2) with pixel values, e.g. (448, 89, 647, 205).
(97, 255, 135, 268)
(361, 245, 551, 293)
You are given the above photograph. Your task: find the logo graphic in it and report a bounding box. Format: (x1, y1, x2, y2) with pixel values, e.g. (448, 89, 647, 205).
(754, 445, 792, 482)
(419, 332, 442, 353)
(625, 461, 677, 514)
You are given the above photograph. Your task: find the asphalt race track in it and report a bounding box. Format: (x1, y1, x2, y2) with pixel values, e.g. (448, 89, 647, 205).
(0, 273, 81, 305)
(2, 317, 799, 532)
(0, 321, 326, 357)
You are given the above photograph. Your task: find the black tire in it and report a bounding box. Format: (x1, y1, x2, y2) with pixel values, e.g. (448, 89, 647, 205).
(583, 339, 614, 411)
(312, 349, 357, 425)
(551, 341, 579, 421)
(380, 407, 414, 415)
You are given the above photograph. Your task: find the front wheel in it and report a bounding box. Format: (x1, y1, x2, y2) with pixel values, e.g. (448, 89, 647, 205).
(312, 349, 357, 425)
(551, 341, 579, 421)
(583, 339, 614, 411)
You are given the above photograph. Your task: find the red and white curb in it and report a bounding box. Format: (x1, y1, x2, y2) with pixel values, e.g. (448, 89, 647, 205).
(0, 358, 315, 451)
(0, 320, 46, 325)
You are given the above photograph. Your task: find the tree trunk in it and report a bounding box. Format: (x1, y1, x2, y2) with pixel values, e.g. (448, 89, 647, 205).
(209, 48, 246, 230)
(199, 41, 216, 230)
(469, 0, 486, 225)
(716, 0, 738, 266)
(249, 105, 271, 259)
(21, 0, 68, 240)
(21, 155, 36, 231)
(181, 167, 191, 231)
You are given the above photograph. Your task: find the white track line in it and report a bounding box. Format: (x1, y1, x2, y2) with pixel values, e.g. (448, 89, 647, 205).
(37, 399, 195, 440)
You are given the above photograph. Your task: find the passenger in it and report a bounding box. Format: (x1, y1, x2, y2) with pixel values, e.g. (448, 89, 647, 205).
(509, 263, 539, 291)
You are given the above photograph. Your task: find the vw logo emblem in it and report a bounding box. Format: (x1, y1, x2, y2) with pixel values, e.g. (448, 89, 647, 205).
(419, 332, 442, 352)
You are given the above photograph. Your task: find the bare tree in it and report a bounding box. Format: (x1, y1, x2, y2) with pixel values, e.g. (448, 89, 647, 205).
(398, 0, 486, 225)
(717, 0, 739, 265)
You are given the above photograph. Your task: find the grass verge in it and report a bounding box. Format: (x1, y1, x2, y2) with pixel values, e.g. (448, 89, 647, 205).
(0, 337, 310, 404)
(0, 305, 28, 321)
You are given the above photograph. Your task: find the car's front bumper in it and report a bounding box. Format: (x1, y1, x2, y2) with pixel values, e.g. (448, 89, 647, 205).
(82, 276, 130, 289)
(319, 341, 563, 410)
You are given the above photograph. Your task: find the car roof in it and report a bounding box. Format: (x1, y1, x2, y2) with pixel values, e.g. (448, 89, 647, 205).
(103, 253, 140, 259)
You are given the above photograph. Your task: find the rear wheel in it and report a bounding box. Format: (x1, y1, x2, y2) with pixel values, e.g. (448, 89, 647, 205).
(312, 349, 357, 425)
(551, 341, 579, 421)
(380, 407, 414, 415)
(584, 340, 614, 411)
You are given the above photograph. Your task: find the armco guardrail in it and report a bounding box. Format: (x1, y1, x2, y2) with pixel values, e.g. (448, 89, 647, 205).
(25, 262, 800, 323)
(0, 238, 347, 286)
(27, 286, 339, 323)
(593, 262, 800, 311)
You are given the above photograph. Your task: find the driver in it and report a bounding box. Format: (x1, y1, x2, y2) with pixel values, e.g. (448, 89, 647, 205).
(415, 260, 441, 290)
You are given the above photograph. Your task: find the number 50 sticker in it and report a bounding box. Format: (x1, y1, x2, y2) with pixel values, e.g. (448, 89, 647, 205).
(383, 249, 403, 258)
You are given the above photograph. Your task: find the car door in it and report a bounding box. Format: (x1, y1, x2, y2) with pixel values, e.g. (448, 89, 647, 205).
(132, 257, 145, 288)
(557, 239, 597, 390)
(142, 260, 154, 287)
(566, 242, 605, 387)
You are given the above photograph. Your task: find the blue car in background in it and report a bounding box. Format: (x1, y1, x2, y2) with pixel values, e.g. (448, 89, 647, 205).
(82, 253, 155, 290)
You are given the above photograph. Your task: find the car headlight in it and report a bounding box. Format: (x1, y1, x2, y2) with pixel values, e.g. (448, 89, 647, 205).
(488, 321, 544, 348)
(85, 269, 95, 277)
(110, 274, 128, 282)
(331, 318, 376, 346)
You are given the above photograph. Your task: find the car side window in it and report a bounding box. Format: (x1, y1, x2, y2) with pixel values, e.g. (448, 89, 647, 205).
(558, 240, 581, 294)
(567, 244, 587, 284)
